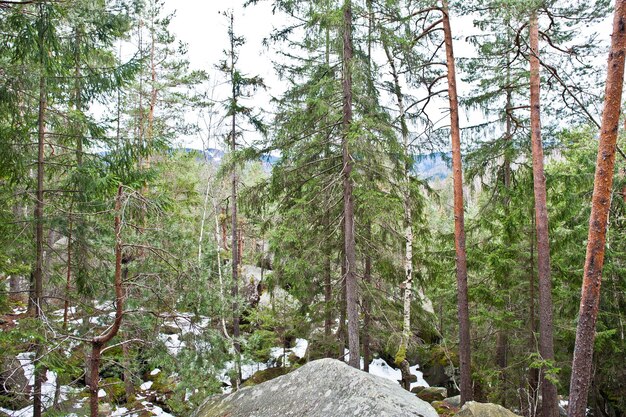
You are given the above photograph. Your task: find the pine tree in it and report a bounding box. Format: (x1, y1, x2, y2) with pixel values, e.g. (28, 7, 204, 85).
(568, 2, 626, 415)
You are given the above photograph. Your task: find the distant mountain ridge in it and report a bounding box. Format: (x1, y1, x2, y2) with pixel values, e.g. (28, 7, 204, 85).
(181, 148, 449, 180)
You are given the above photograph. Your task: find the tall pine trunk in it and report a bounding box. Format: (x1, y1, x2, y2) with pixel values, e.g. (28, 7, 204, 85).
(341, 0, 360, 369)
(33, 6, 48, 414)
(441, 0, 473, 404)
(89, 185, 125, 417)
(529, 12, 558, 417)
(228, 13, 242, 388)
(568, 3, 626, 416)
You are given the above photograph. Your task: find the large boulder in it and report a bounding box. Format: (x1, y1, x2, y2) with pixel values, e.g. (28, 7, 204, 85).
(456, 401, 521, 417)
(193, 358, 438, 417)
(416, 386, 447, 402)
(0, 355, 30, 410)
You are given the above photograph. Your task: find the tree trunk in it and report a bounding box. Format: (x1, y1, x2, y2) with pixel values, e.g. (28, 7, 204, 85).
(324, 216, 333, 342)
(89, 185, 126, 417)
(529, 12, 559, 417)
(363, 224, 372, 372)
(33, 7, 47, 412)
(495, 330, 508, 405)
(528, 217, 539, 417)
(89, 342, 103, 417)
(338, 252, 347, 361)
(362, 0, 373, 373)
(63, 207, 73, 331)
(441, 0, 473, 404)
(341, 0, 360, 369)
(229, 13, 242, 389)
(498, 72, 513, 408)
(568, 3, 626, 417)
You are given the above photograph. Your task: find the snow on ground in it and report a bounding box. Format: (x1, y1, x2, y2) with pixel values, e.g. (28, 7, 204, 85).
(345, 349, 429, 391)
(0, 353, 76, 417)
(12, 306, 27, 315)
(140, 381, 154, 390)
(151, 368, 162, 376)
(368, 357, 429, 390)
(159, 333, 186, 356)
(291, 338, 308, 359)
(141, 401, 175, 417)
(157, 314, 212, 356)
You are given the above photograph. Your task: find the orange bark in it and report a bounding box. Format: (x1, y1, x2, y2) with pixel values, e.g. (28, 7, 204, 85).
(441, 0, 473, 404)
(568, 2, 626, 416)
(529, 11, 559, 417)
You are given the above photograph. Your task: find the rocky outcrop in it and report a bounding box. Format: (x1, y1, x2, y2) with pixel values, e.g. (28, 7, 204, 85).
(416, 386, 447, 402)
(0, 355, 29, 410)
(443, 395, 461, 407)
(456, 401, 522, 417)
(193, 358, 438, 417)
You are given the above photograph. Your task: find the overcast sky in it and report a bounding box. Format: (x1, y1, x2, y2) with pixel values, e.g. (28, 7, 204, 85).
(162, 1, 612, 150)
(163, 1, 280, 149)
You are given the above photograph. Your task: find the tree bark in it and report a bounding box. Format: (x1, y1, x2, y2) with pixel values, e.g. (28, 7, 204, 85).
(441, 0, 473, 404)
(33, 6, 47, 412)
(497, 70, 513, 408)
(342, 0, 360, 369)
(229, 12, 242, 389)
(528, 216, 539, 417)
(324, 216, 333, 342)
(63, 206, 73, 331)
(529, 12, 559, 417)
(363, 225, 372, 372)
(568, 3, 626, 417)
(89, 185, 125, 417)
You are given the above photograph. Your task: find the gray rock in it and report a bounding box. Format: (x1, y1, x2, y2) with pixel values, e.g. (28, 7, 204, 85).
(443, 395, 461, 407)
(193, 358, 438, 417)
(416, 386, 447, 402)
(0, 356, 28, 393)
(456, 401, 521, 417)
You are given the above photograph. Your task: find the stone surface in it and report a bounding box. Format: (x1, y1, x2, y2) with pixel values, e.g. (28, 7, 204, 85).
(443, 395, 461, 408)
(193, 358, 438, 417)
(416, 386, 447, 402)
(0, 355, 30, 409)
(456, 401, 521, 417)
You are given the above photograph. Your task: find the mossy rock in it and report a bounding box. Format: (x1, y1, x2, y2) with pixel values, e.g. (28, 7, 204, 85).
(432, 400, 460, 417)
(150, 373, 176, 394)
(417, 386, 447, 402)
(411, 386, 426, 395)
(241, 367, 291, 387)
(102, 377, 126, 404)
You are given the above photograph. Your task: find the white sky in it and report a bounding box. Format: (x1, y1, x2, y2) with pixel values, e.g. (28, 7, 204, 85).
(164, 0, 280, 149)
(163, 1, 612, 150)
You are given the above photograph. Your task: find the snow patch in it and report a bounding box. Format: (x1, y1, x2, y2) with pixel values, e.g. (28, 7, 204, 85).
(140, 381, 153, 391)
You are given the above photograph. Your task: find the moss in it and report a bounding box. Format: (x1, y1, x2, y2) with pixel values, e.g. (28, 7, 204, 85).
(241, 367, 291, 387)
(101, 377, 126, 404)
(431, 400, 459, 417)
(150, 373, 176, 394)
(394, 345, 407, 366)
